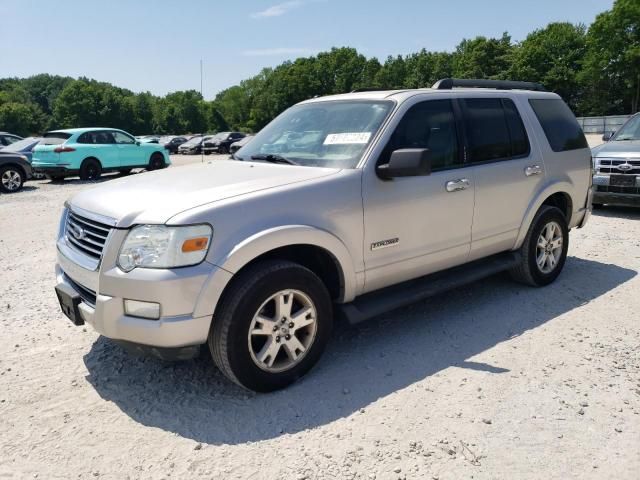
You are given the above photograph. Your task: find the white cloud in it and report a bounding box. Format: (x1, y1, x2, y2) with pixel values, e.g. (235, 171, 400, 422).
(242, 47, 318, 57)
(251, 0, 326, 19)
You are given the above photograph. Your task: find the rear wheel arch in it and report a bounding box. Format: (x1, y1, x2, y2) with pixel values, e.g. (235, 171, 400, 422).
(515, 185, 575, 250)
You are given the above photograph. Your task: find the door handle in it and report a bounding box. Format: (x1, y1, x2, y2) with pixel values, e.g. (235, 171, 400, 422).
(445, 178, 470, 192)
(524, 165, 542, 176)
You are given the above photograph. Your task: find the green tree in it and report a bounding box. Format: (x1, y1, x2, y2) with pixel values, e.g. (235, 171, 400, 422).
(510, 23, 586, 111)
(0, 102, 45, 136)
(452, 33, 514, 79)
(581, 0, 640, 114)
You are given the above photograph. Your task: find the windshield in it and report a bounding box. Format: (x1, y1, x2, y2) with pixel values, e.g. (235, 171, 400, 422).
(614, 115, 640, 141)
(236, 100, 394, 168)
(41, 132, 72, 145)
(1, 137, 39, 152)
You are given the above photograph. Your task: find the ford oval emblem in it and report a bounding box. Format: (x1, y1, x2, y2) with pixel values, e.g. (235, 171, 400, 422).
(617, 163, 633, 171)
(69, 223, 86, 240)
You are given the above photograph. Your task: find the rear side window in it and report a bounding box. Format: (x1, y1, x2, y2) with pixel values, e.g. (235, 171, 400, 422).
(462, 98, 511, 162)
(41, 132, 72, 145)
(529, 99, 587, 152)
(78, 131, 115, 144)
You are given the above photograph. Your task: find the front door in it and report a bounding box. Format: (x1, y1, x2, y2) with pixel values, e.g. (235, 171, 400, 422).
(112, 131, 143, 167)
(362, 98, 475, 293)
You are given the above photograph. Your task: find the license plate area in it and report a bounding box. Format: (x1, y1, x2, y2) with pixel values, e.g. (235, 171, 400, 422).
(55, 283, 84, 326)
(610, 175, 637, 187)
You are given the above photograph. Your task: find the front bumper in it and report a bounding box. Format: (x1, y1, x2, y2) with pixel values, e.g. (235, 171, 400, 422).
(592, 174, 640, 207)
(55, 225, 232, 353)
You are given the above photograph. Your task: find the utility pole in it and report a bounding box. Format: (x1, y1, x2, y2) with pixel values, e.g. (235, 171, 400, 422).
(200, 59, 204, 163)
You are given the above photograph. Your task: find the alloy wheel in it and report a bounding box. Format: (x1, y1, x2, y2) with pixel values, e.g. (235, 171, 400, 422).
(248, 289, 318, 373)
(1, 169, 22, 191)
(536, 221, 563, 274)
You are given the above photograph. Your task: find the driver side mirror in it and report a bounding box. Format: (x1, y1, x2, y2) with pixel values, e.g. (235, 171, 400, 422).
(376, 148, 431, 180)
(135, 141, 141, 146)
(602, 131, 614, 142)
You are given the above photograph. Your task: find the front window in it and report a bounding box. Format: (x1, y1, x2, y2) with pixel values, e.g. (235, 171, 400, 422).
(113, 131, 135, 144)
(236, 100, 394, 168)
(613, 115, 640, 141)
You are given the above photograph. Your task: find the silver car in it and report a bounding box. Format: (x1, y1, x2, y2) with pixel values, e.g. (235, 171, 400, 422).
(592, 113, 640, 208)
(53, 79, 592, 392)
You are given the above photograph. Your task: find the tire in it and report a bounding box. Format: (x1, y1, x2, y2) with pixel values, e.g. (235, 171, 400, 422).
(219, 145, 228, 155)
(209, 260, 333, 392)
(79, 158, 102, 180)
(509, 205, 569, 287)
(0, 165, 25, 193)
(148, 152, 165, 170)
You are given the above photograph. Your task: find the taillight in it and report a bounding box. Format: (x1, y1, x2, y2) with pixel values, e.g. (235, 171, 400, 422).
(53, 146, 76, 153)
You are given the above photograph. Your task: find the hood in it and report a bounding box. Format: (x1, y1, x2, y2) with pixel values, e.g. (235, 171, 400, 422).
(68, 160, 339, 227)
(592, 140, 640, 158)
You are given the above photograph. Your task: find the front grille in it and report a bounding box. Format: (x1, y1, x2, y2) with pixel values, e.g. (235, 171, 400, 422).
(65, 211, 112, 260)
(64, 273, 97, 307)
(597, 185, 640, 195)
(598, 158, 640, 174)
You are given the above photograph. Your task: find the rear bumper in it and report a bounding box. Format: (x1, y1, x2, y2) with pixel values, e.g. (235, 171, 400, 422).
(32, 165, 77, 176)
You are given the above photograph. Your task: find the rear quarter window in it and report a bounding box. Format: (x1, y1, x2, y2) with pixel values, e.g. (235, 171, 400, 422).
(529, 99, 587, 152)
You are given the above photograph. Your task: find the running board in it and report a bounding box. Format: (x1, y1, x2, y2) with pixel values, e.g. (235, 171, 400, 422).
(337, 252, 521, 325)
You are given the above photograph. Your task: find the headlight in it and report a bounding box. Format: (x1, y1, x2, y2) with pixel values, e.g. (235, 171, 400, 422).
(117, 224, 212, 272)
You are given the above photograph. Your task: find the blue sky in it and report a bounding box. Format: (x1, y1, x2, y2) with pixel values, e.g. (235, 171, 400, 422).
(0, 0, 613, 99)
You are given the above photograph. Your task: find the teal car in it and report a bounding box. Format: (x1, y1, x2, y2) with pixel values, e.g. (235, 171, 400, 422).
(32, 128, 170, 180)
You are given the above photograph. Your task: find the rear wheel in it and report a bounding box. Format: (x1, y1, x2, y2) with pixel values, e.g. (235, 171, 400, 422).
(148, 152, 165, 170)
(510, 206, 569, 287)
(209, 260, 332, 392)
(0, 166, 25, 193)
(79, 158, 102, 180)
(219, 145, 228, 155)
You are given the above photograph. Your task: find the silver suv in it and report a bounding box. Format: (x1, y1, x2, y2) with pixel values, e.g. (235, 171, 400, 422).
(592, 112, 640, 208)
(54, 79, 592, 392)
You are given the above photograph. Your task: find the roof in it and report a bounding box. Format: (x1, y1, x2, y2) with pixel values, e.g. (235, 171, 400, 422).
(46, 127, 124, 134)
(300, 88, 560, 105)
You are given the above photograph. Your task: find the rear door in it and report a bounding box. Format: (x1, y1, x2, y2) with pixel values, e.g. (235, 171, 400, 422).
(461, 97, 546, 260)
(112, 131, 143, 167)
(78, 131, 118, 168)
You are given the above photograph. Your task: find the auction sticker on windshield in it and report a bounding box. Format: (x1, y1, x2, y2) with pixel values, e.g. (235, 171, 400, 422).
(323, 132, 371, 145)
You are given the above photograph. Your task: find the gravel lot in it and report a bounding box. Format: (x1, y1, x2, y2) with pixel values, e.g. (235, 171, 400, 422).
(1, 148, 639, 480)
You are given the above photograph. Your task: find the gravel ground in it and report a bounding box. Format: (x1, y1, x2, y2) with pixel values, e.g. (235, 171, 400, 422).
(1, 148, 639, 480)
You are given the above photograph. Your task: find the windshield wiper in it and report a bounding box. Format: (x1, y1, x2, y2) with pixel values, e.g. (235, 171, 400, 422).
(250, 154, 299, 166)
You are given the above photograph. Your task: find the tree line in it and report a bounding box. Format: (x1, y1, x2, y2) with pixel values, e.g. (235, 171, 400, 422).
(1, 0, 637, 138)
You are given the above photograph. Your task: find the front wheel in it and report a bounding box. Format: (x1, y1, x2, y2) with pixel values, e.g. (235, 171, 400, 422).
(148, 152, 165, 170)
(0, 166, 25, 193)
(209, 260, 332, 392)
(510, 205, 569, 286)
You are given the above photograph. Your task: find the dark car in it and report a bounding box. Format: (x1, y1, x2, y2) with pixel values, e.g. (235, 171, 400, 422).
(0, 152, 32, 193)
(177, 135, 209, 154)
(0, 136, 45, 179)
(229, 134, 254, 154)
(202, 132, 246, 154)
(163, 136, 188, 154)
(0, 132, 23, 147)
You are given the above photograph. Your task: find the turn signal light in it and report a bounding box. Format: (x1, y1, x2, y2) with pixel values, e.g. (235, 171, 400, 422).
(181, 237, 209, 253)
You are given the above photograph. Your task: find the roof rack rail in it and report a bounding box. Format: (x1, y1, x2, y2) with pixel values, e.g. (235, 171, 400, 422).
(432, 78, 547, 92)
(350, 87, 398, 93)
